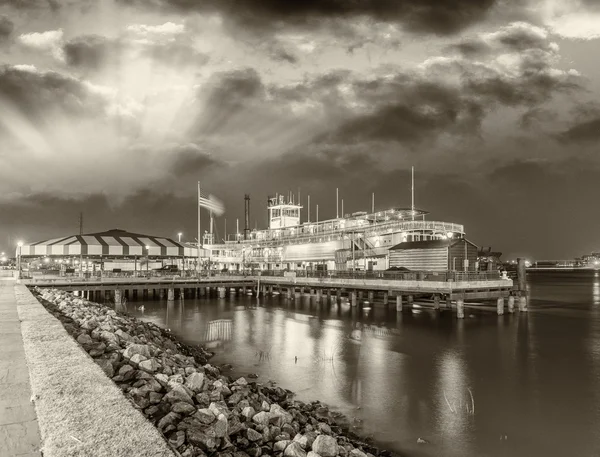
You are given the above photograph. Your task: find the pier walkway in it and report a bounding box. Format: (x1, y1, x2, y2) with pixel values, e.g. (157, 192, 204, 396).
(0, 278, 41, 457)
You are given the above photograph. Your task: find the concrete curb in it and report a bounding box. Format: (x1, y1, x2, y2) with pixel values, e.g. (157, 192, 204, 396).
(14, 284, 175, 457)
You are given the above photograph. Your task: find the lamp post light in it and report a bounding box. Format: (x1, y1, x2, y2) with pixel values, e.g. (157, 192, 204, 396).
(17, 241, 23, 279)
(178, 232, 183, 243)
(145, 245, 150, 276)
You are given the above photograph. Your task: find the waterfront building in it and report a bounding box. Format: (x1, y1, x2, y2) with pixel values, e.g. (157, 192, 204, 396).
(17, 229, 206, 275)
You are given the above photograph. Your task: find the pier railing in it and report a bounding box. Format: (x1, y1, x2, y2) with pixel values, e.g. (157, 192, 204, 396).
(242, 269, 501, 282)
(20, 269, 501, 283)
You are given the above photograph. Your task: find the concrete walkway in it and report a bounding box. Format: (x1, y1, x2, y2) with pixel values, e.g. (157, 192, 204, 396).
(0, 278, 41, 456)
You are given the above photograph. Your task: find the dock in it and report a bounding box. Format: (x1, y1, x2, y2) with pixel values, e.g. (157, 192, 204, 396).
(23, 269, 519, 318)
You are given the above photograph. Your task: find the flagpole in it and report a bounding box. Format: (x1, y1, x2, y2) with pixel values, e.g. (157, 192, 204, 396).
(202, 181, 204, 274)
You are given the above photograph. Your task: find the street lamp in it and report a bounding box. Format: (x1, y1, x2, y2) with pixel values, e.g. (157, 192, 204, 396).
(145, 245, 150, 275)
(17, 241, 23, 279)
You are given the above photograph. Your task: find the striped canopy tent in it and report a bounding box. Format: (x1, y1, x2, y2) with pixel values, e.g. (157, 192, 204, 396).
(19, 229, 202, 259)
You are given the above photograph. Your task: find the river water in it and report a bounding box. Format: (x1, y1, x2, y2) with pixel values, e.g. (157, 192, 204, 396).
(122, 272, 600, 457)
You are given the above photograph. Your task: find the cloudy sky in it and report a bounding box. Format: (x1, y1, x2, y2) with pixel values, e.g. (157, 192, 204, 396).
(1, 0, 600, 259)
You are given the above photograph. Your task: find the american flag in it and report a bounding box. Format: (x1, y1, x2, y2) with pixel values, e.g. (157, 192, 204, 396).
(199, 188, 225, 216)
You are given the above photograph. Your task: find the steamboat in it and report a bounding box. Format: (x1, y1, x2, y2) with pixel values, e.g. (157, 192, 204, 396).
(201, 192, 467, 272)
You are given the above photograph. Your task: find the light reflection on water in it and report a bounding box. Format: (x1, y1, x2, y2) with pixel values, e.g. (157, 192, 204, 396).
(119, 273, 600, 457)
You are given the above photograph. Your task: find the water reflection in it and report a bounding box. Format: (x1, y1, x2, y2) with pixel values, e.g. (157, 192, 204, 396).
(121, 275, 600, 457)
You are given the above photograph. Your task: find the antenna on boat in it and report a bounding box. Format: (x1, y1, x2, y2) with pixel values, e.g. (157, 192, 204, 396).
(336, 188, 339, 218)
(411, 166, 415, 221)
(372, 192, 375, 213)
(308, 195, 310, 223)
(341, 199, 344, 218)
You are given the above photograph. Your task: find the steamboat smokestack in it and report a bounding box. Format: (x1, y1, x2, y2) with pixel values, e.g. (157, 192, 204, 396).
(244, 194, 250, 240)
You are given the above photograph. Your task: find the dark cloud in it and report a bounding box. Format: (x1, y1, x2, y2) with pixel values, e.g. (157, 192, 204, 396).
(519, 107, 557, 130)
(63, 35, 121, 70)
(558, 117, 600, 144)
(168, 143, 223, 175)
(190, 68, 267, 135)
(466, 72, 579, 107)
(0, 0, 59, 9)
(119, 0, 498, 36)
(139, 40, 209, 67)
(0, 15, 14, 42)
(0, 65, 107, 124)
(444, 40, 491, 57)
(446, 22, 552, 58)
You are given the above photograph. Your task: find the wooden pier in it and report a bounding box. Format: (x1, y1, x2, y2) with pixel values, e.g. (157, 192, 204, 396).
(22, 266, 526, 318)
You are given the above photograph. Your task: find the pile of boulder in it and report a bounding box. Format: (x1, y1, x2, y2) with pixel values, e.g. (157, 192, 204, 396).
(33, 288, 396, 457)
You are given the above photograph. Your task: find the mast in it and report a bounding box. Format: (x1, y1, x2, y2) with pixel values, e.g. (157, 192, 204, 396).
(341, 199, 344, 218)
(197, 181, 201, 272)
(372, 192, 375, 214)
(308, 195, 310, 223)
(79, 212, 83, 278)
(411, 166, 415, 221)
(336, 188, 339, 218)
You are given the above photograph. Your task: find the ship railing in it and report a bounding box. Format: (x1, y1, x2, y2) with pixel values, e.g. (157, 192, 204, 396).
(224, 220, 465, 246)
(224, 269, 501, 282)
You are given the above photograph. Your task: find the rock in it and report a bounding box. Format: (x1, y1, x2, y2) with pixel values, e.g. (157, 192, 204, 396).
(185, 372, 205, 393)
(269, 404, 293, 427)
(209, 401, 230, 419)
(149, 392, 163, 404)
(164, 385, 194, 405)
(247, 446, 262, 457)
(274, 440, 292, 452)
(214, 413, 228, 438)
(317, 422, 331, 435)
(158, 412, 181, 432)
(172, 402, 197, 415)
(234, 377, 248, 386)
(196, 393, 210, 408)
(242, 406, 256, 421)
(168, 374, 185, 389)
(227, 391, 247, 406)
(227, 415, 245, 436)
(293, 434, 309, 450)
(96, 359, 114, 377)
(417, 438, 427, 444)
(129, 353, 147, 365)
(115, 329, 133, 342)
(139, 358, 160, 373)
(312, 436, 338, 457)
(349, 450, 367, 457)
(304, 431, 318, 448)
(261, 401, 270, 412)
(253, 411, 270, 426)
(248, 373, 259, 379)
(308, 452, 322, 457)
(187, 426, 218, 451)
(155, 373, 169, 386)
(76, 333, 93, 346)
(285, 442, 307, 457)
(247, 428, 263, 442)
(195, 408, 216, 425)
(168, 430, 186, 449)
(123, 343, 152, 359)
(119, 364, 134, 375)
(100, 330, 118, 345)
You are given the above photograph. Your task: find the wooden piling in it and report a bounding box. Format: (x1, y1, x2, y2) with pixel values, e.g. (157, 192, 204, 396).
(457, 297, 465, 319)
(396, 295, 403, 312)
